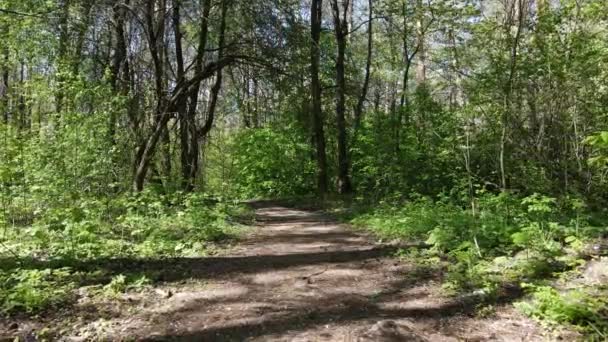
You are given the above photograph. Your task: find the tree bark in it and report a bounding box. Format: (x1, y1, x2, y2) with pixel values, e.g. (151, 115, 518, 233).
(133, 0, 169, 191)
(310, 0, 329, 195)
(331, 0, 353, 194)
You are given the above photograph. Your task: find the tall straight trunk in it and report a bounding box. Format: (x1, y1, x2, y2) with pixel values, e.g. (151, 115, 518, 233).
(331, 0, 352, 194)
(310, 0, 329, 194)
(71, 0, 93, 76)
(181, 0, 212, 191)
(500, 0, 525, 191)
(172, 0, 192, 191)
(354, 0, 373, 131)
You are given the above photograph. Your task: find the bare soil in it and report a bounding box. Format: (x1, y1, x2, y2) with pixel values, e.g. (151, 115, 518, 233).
(3, 202, 561, 341)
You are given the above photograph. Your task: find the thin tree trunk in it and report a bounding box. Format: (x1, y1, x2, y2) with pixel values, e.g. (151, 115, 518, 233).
(354, 0, 373, 132)
(56, 0, 70, 114)
(500, 0, 525, 191)
(191, 0, 229, 190)
(172, 0, 192, 191)
(415, 0, 426, 85)
(181, 0, 213, 191)
(133, 0, 168, 191)
(109, 0, 130, 143)
(396, 1, 416, 153)
(18, 62, 26, 129)
(1, 27, 8, 125)
(133, 0, 231, 191)
(72, 0, 93, 75)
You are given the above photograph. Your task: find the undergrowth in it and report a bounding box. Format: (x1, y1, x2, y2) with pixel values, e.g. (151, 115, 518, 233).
(516, 284, 608, 338)
(0, 192, 251, 314)
(345, 190, 607, 336)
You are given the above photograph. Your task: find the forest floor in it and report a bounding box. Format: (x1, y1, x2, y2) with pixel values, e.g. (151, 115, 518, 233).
(3, 202, 562, 341)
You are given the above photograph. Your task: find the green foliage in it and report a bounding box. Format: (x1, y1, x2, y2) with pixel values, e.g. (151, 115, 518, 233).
(0, 268, 74, 313)
(230, 127, 315, 198)
(101, 274, 152, 298)
(586, 131, 608, 169)
(0, 194, 246, 314)
(349, 191, 602, 296)
(103, 274, 128, 296)
(3, 192, 242, 260)
(351, 88, 460, 200)
(516, 285, 608, 335)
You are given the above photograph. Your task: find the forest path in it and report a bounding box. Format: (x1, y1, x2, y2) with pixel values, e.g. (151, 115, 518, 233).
(93, 202, 543, 341)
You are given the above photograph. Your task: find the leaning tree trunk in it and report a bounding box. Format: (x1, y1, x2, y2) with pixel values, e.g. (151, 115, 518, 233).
(187, 0, 229, 191)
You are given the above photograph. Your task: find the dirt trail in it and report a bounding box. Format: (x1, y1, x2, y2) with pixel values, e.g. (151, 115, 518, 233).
(77, 203, 545, 341)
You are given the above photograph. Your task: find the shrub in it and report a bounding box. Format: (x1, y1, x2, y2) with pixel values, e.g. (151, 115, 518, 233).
(0, 268, 75, 313)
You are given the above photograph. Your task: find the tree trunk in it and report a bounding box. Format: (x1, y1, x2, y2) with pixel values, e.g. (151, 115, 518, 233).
(109, 0, 130, 143)
(332, 0, 353, 194)
(354, 0, 373, 132)
(56, 0, 70, 114)
(310, 0, 329, 194)
(133, 0, 168, 191)
(1, 26, 8, 125)
(500, 0, 525, 191)
(190, 0, 229, 191)
(133, 113, 171, 191)
(18, 62, 27, 129)
(415, 0, 426, 85)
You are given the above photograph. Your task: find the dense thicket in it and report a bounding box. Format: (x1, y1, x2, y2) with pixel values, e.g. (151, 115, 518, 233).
(1, 0, 608, 333)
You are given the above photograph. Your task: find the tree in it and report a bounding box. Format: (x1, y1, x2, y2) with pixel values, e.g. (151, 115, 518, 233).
(132, 0, 233, 191)
(310, 0, 329, 195)
(331, 0, 352, 194)
(354, 0, 373, 132)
